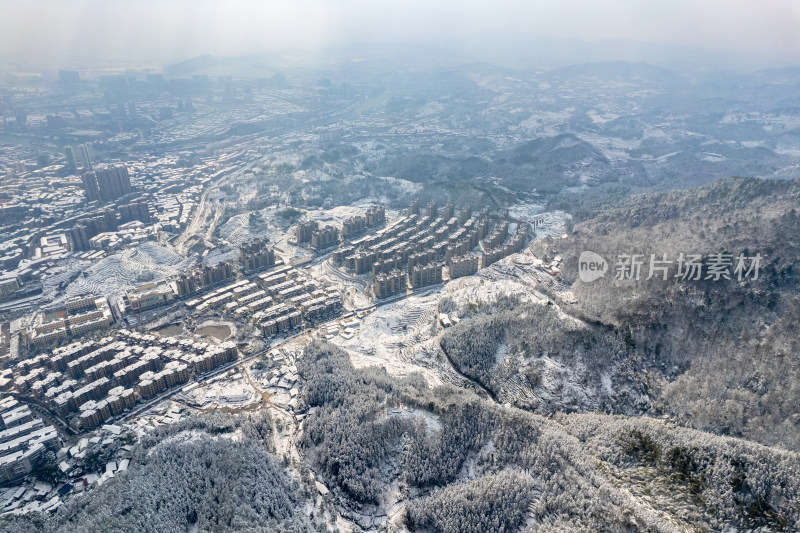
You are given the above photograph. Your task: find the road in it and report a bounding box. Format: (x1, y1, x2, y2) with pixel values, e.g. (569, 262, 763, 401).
(173, 165, 249, 254)
(9, 392, 76, 437)
(121, 284, 439, 423)
(173, 93, 370, 255)
(124, 310, 360, 422)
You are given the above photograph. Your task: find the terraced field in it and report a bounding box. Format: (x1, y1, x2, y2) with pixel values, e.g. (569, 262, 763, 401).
(58, 242, 190, 304)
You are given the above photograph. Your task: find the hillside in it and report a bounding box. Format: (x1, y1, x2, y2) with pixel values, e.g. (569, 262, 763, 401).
(472, 177, 800, 451)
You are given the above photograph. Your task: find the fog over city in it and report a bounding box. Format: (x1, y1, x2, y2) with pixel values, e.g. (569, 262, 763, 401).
(0, 1, 799, 532)
(2, 0, 800, 68)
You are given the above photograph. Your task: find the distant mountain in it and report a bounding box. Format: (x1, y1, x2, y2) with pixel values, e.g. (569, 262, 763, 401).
(164, 53, 282, 77)
(543, 60, 689, 88)
(492, 133, 612, 194)
(502, 133, 609, 165)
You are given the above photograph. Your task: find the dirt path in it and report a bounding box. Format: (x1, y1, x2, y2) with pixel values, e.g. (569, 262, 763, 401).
(241, 361, 271, 405)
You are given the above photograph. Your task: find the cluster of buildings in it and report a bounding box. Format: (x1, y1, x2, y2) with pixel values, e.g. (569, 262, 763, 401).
(62, 144, 87, 174)
(80, 220, 157, 252)
(295, 205, 386, 250)
(0, 240, 25, 276)
(181, 261, 343, 337)
(311, 225, 339, 250)
(125, 240, 279, 315)
(122, 236, 283, 318)
(447, 254, 480, 279)
(0, 185, 164, 319)
(117, 201, 150, 225)
(151, 189, 197, 233)
(479, 221, 531, 268)
(239, 238, 276, 272)
(254, 265, 342, 336)
(25, 296, 114, 347)
(334, 200, 477, 275)
(0, 137, 243, 322)
(330, 200, 533, 299)
(122, 282, 175, 314)
(329, 201, 475, 298)
(295, 219, 330, 248)
(373, 269, 408, 299)
(0, 396, 59, 484)
(80, 165, 133, 204)
(0, 274, 21, 297)
(341, 205, 385, 239)
(65, 201, 152, 252)
(249, 348, 300, 411)
(0, 198, 158, 305)
(186, 278, 264, 314)
(173, 262, 235, 297)
(5, 331, 238, 432)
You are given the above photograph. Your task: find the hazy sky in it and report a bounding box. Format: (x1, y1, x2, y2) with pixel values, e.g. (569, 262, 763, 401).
(1, 0, 799, 69)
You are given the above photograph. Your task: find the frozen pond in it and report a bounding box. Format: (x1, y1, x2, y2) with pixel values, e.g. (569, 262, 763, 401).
(154, 323, 183, 336)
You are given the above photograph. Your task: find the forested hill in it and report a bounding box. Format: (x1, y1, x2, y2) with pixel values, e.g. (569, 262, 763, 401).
(297, 341, 799, 531)
(441, 176, 800, 453)
(575, 176, 799, 228)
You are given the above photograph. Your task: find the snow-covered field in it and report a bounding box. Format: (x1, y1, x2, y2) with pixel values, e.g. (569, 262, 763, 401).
(56, 242, 191, 305)
(201, 246, 239, 266)
(332, 291, 448, 387)
(217, 206, 288, 247)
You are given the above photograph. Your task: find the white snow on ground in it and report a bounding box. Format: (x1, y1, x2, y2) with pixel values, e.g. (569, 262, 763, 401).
(57, 242, 190, 304)
(302, 204, 376, 226)
(371, 176, 421, 197)
(700, 152, 726, 162)
(39, 260, 87, 299)
(132, 401, 188, 431)
(416, 101, 446, 118)
(218, 212, 260, 246)
(601, 373, 615, 396)
(508, 206, 571, 240)
(328, 259, 562, 391)
(516, 109, 575, 135)
(445, 255, 615, 411)
(575, 132, 640, 162)
(386, 406, 442, 433)
(495, 342, 510, 365)
(217, 206, 290, 247)
(440, 274, 545, 312)
(587, 110, 620, 124)
(332, 291, 446, 387)
(180, 370, 260, 410)
(202, 246, 239, 266)
(521, 354, 599, 411)
(294, 167, 334, 182)
(219, 205, 316, 263)
(351, 197, 403, 220)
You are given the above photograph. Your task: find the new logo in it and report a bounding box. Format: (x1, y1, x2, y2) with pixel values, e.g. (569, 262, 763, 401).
(578, 251, 607, 282)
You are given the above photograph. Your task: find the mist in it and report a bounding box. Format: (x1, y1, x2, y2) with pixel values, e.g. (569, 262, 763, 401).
(1, 0, 799, 71)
